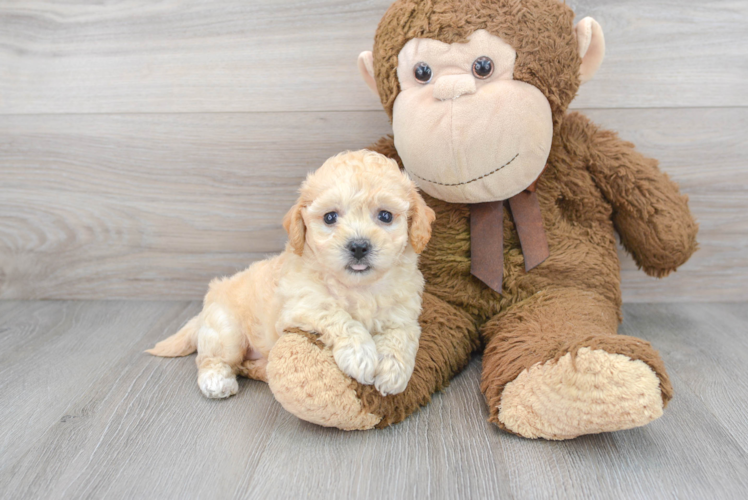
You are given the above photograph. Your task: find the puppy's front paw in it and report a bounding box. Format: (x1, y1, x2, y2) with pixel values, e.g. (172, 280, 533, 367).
(333, 337, 378, 385)
(374, 354, 412, 396)
(198, 367, 238, 399)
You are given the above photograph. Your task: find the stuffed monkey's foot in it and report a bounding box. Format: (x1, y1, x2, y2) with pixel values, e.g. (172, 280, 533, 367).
(481, 288, 672, 440)
(498, 347, 663, 440)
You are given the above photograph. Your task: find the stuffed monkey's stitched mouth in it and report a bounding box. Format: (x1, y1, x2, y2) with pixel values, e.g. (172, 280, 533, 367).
(405, 153, 519, 187)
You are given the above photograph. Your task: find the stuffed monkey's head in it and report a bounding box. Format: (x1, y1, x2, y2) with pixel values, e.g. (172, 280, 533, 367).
(358, 0, 605, 203)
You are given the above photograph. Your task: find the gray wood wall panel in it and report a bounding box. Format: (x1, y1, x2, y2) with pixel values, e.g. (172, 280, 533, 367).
(1, 108, 745, 301)
(0, 111, 391, 299)
(0, 0, 746, 301)
(0, 0, 745, 114)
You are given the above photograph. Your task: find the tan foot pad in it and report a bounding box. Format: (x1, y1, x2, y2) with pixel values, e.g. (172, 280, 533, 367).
(267, 332, 381, 431)
(499, 347, 664, 440)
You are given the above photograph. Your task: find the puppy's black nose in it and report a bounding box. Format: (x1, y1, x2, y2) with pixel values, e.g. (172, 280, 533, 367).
(348, 239, 370, 260)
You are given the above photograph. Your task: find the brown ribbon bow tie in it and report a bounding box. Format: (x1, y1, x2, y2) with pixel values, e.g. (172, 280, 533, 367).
(470, 190, 549, 294)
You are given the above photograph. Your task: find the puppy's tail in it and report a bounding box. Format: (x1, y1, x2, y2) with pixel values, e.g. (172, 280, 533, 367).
(146, 315, 200, 357)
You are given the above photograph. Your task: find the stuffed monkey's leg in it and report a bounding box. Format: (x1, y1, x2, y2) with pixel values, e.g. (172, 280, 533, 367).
(266, 293, 479, 430)
(481, 288, 672, 440)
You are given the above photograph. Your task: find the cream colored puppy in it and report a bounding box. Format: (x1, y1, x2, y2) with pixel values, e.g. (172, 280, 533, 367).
(147, 150, 435, 398)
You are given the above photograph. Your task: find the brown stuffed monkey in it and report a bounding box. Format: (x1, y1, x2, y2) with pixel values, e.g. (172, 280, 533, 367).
(264, 0, 698, 439)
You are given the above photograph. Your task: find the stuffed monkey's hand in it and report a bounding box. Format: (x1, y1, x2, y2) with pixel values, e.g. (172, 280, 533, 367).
(331, 322, 378, 386)
(582, 118, 698, 276)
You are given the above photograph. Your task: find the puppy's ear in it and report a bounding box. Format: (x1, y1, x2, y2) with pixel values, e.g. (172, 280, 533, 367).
(283, 202, 306, 256)
(408, 185, 436, 254)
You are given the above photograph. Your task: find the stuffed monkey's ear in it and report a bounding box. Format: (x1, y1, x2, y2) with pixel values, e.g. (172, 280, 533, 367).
(282, 202, 306, 256)
(408, 185, 436, 254)
(358, 51, 379, 96)
(575, 17, 605, 84)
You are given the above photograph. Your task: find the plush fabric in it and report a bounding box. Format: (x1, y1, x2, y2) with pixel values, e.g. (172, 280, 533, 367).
(391, 30, 554, 203)
(575, 17, 606, 84)
(498, 348, 664, 440)
(267, 329, 382, 431)
(355, 292, 479, 428)
(372, 0, 581, 129)
(479, 286, 673, 430)
(264, 0, 698, 439)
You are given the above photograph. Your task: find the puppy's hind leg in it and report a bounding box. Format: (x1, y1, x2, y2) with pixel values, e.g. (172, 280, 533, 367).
(196, 303, 245, 399)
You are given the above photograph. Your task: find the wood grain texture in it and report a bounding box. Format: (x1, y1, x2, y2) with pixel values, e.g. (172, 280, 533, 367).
(1, 108, 745, 301)
(0, 300, 196, 474)
(1, 300, 748, 499)
(0, 0, 745, 114)
(622, 302, 748, 451)
(585, 108, 748, 302)
(0, 111, 392, 299)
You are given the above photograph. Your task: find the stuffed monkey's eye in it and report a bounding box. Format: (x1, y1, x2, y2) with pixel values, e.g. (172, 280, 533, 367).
(472, 56, 494, 79)
(413, 62, 432, 83)
(323, 212, 338, 225)
(377, 211, 393, 224)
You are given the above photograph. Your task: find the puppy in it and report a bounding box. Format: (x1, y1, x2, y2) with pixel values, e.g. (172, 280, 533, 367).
(147, 150, 435, 398)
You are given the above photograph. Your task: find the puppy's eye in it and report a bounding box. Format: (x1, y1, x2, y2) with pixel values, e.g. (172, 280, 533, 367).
(323, 212, 338, 225)
(472, 56, 493, 79)
(413, 62, 432, 84)
(377, 211, 393, 224)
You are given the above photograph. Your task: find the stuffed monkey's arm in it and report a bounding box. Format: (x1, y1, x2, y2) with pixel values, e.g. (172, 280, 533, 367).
(582, 117, 698, 277)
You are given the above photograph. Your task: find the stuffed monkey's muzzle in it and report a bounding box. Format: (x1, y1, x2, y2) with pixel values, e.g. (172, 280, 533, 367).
(433, 74, 476, 101)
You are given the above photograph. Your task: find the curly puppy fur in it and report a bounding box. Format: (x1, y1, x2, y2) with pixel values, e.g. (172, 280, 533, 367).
(148, 150, 435, 399)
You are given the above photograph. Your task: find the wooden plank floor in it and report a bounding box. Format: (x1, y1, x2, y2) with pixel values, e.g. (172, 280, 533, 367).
(1, 301, 747, 499)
